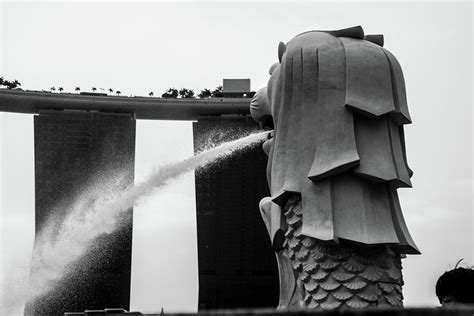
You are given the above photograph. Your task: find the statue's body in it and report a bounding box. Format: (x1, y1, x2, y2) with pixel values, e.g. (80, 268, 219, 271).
(251, 26, 420, 310)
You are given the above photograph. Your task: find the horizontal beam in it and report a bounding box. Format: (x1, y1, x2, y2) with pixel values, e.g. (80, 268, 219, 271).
(0, 90, 251, 120)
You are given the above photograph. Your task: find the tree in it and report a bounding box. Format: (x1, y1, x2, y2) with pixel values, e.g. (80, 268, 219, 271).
(161, 88, 178, 98)
(149, 91, 154, 97)
(11, 80, 21, 89)
(92, 87, 97, 92)
(198, 88, 212, 98)
(116, 90, 121, 96)
(51, 86, 56, 92)
(75, 87, 80, 93)
(178, 88, 188, 98)
(179, 88, 195, 99)
(108, 88, 113, 94)
(212, 85, 223, 97)
(58, 87, 64, 93)
(0, 78, 21, 89)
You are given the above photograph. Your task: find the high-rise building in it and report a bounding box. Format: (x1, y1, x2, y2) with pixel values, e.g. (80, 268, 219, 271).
(0, 89, 280, 312)
(193, 116, 279, 310)
(26, 111, 136, 315)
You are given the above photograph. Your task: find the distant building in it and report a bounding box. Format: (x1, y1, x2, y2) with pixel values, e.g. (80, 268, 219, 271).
(193, 116, 279, 309)
(1, 86, 279, 313)
(26, 110, 135, 315)
(214, 79, 255, 98)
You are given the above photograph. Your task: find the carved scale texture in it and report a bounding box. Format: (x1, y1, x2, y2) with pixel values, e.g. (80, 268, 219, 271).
(282, 195, 404, 310)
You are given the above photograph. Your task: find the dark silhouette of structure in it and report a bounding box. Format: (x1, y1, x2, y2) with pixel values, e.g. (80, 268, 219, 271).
(25, 111, 136, 315)
(193, 117, 279, 309)
(0, 89, 278, 313)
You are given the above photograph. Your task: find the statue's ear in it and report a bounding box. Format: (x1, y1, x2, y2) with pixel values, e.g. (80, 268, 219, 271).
(269, 62, 279, 75)
(278, 42, 286, 63)
(364, 34, 384, 47)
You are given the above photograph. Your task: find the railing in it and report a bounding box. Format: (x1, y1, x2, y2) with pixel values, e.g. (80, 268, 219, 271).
(64, 307, 474, 316)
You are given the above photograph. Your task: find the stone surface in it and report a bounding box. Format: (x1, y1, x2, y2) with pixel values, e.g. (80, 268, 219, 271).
(251, 26, 420, 309)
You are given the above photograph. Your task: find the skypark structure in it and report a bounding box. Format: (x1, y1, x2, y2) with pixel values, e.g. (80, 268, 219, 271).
(0, 88, 278, 314)
(0, 89, 250, 120)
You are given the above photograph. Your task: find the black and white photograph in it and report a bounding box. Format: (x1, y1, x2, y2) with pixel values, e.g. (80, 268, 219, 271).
(0, 1, 473, 315)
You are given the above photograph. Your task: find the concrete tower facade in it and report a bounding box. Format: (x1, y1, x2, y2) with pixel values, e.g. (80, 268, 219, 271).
(26, 111, 136, 315)
(193, 116, 279, 310)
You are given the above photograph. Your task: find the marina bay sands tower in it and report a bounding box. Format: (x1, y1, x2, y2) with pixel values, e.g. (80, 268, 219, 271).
(0, 80, 278, 314)
(27, 111, 136, 314)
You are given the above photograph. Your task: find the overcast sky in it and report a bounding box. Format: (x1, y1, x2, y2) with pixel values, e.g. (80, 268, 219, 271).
(1, 1, 473, 314)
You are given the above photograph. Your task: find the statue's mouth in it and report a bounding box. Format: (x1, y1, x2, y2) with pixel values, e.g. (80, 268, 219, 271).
(262, 131, 273, 156)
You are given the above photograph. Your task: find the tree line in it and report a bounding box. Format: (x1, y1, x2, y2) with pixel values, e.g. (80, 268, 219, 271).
(48, 86, 222, 98)
(1, 77, 231, 99)
(161, 86, 222, 99)
(0, 77, 21, 89)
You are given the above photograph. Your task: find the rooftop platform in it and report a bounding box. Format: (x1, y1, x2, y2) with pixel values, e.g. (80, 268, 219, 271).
(0, 90, 251, 120)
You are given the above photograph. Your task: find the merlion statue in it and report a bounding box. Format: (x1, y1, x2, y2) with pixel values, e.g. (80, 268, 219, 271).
(250, 26, 420, 310)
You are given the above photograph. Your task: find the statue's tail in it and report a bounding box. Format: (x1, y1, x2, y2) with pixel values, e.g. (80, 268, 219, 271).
(280, 194, 404, 309)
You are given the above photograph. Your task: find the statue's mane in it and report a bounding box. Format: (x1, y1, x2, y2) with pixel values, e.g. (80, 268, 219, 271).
(297, 25, 384, 46)
(264, 27, 419, 254)
(297, 25, 364, 39)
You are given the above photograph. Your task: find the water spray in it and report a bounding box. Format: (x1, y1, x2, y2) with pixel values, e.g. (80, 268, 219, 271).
(1, 130, 271, 314)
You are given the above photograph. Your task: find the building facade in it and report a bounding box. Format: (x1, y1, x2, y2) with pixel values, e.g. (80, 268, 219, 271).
(193, 116, 279, 310)
(26, 111, 136, 315)
(2, 89, 280, 313)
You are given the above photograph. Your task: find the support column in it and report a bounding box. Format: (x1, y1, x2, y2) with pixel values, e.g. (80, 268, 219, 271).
(26, 111, 136, 315)
(193, 116, 279, 310)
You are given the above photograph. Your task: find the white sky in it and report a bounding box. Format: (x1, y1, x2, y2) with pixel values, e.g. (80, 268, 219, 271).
(1, 0, 473, 314)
